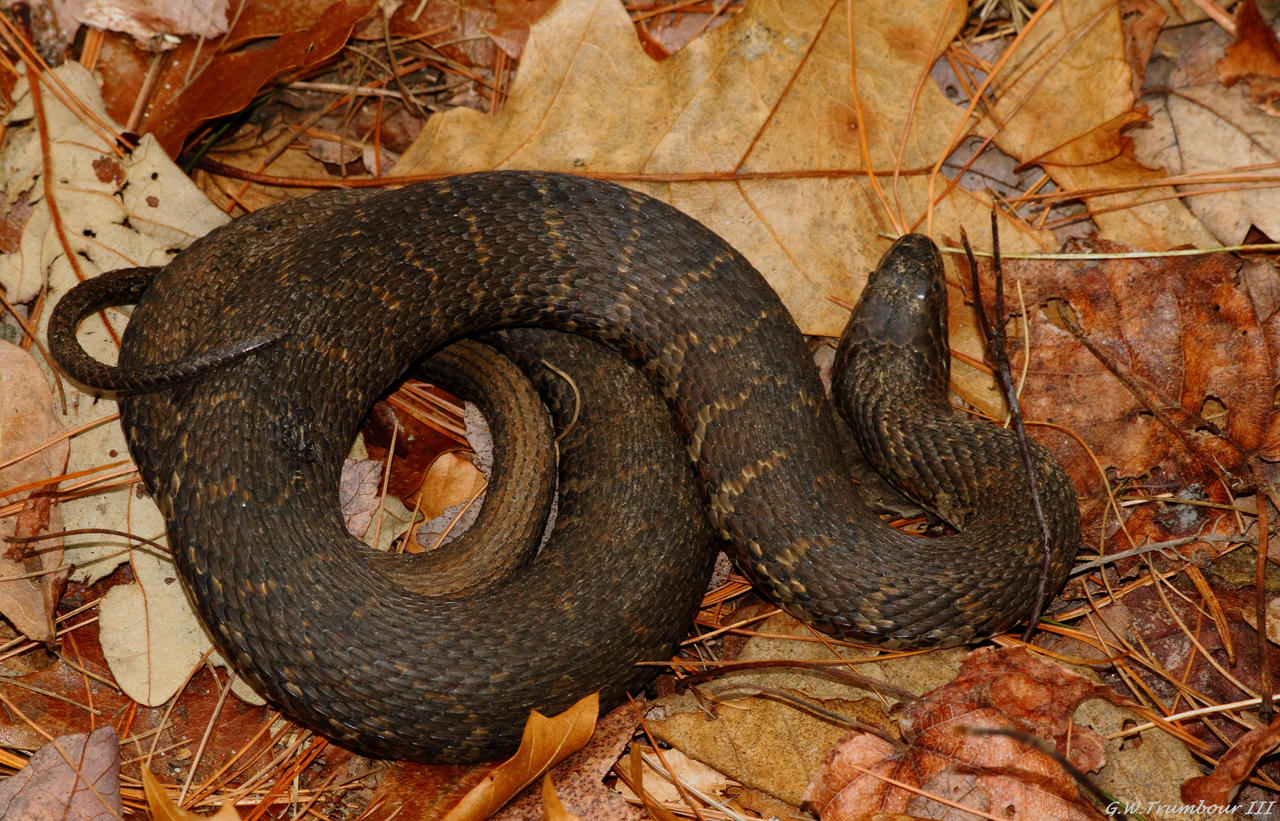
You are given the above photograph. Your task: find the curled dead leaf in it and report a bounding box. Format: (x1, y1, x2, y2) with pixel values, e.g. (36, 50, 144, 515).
(541, 774, 584, 821)
(1216, 0, 1280, 111)
(441, 691, 599, 821)
(0, 341, 70, 644)
(1182, 712, 1280, 806)
(0, 494, 70, 645)
(143, 767, 242, 820)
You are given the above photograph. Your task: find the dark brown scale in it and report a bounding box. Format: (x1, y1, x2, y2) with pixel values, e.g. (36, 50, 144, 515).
(47, 171, 1079, 762)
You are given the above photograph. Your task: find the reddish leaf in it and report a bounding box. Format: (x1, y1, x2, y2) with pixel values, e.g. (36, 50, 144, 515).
(1182, 712, 1280, 805)
(0, 726, 121, 819)
(362, 381, 469, 503)
(1217, 0, 1280, 111)
(1080, 581, 1280, 766)
(977, 244, 1268, 522)
(803, 648, 1125, 820)
(144, 0, 376, 155)
(490, 0, 560, 58)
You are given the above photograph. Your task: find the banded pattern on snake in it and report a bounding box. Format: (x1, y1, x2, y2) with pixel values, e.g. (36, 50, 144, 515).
(48, 171, 1079, 762)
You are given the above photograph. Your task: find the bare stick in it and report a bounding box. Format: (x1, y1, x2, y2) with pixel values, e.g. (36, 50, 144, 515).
(961, 215, 1054, 643)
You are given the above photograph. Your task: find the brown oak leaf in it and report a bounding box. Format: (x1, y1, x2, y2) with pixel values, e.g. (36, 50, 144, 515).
(803, 647, 1127, 820)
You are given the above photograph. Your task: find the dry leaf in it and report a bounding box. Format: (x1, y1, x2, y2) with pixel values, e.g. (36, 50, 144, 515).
(0, 341, 69, 643)
(0, 726, 122, 819)
(542, 775, 584, 821)
(441, 692, 599, 821)
(1071, 696, 1206, 821)
(622, 743, 681, 821)
(493, 699, 643, 820)
(977, 0, 1216, 249)
(1216, 0, 1280, 112)
(615, 747, 732, 813)
(0, 494, 69, 645)
(395, 0, 1055, 338)
(1182, 712, 1280, 807)
(1135, 15, 1280, 243)
(143, 768, 242, 820)
(1, 60, 212, 591)
(144, 0, 376, 155)
(397, 0, 1219, 348)
(1240, 597, 1280, 646)
(490, 0, 561, 58)
(361, 760, 494, 820)
(195, 123, 339, 212)
(1073, 579, 1280, 774)
(976, 243, 1267, 522)
(362, 383, 474, 506)
(410, 402, 491, 550)
(0, 614, 274, 778)
(388, 0, 1223, 485)
(1120, 0, 1167, 94)
(336, 454, 417, 551)
(71, 0, 228, 43)
(803, 648, 1124, 820)
(92, 0, 482, 134)
(649, 611, 961, 806)
(416, 453, 487, 526)
(339, 459, 385, 539)
(97, 549, 265, 706)
(0, 61, 273, 708)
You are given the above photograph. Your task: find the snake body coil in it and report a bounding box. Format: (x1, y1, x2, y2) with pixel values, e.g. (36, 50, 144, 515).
(48, 171, 1079, 762)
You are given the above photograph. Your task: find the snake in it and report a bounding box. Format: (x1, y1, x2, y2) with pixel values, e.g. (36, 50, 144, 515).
(46, 171, 1080, 763)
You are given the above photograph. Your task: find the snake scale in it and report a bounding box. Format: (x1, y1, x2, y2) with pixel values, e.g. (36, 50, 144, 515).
(47, 171, 1080, 762)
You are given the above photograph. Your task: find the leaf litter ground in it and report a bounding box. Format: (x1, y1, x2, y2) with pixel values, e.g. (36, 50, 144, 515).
(1, 0, 1280, 818)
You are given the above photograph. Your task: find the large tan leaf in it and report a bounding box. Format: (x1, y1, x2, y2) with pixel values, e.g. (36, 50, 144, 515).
(396, 0, 1215, 344)
(977, 0, 1217, 248)
(395, 0, 1049, 338)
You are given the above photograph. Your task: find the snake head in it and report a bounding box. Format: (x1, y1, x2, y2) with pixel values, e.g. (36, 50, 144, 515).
(850, 234, 947, 351)
(831, 234, 951, 410)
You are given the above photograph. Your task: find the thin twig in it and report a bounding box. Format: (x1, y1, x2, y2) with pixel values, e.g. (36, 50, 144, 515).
(707, 683, 888, 735)
(381, 17, 426, 118)
(961, 218, 1055, 641)
(1254, 462, 1274, 723)
(1070, 532, 1250, 575)
(674, 658, 919, 702)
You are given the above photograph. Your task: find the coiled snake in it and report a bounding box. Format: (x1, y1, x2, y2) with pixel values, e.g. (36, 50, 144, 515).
(47, 171, 1080, 762)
